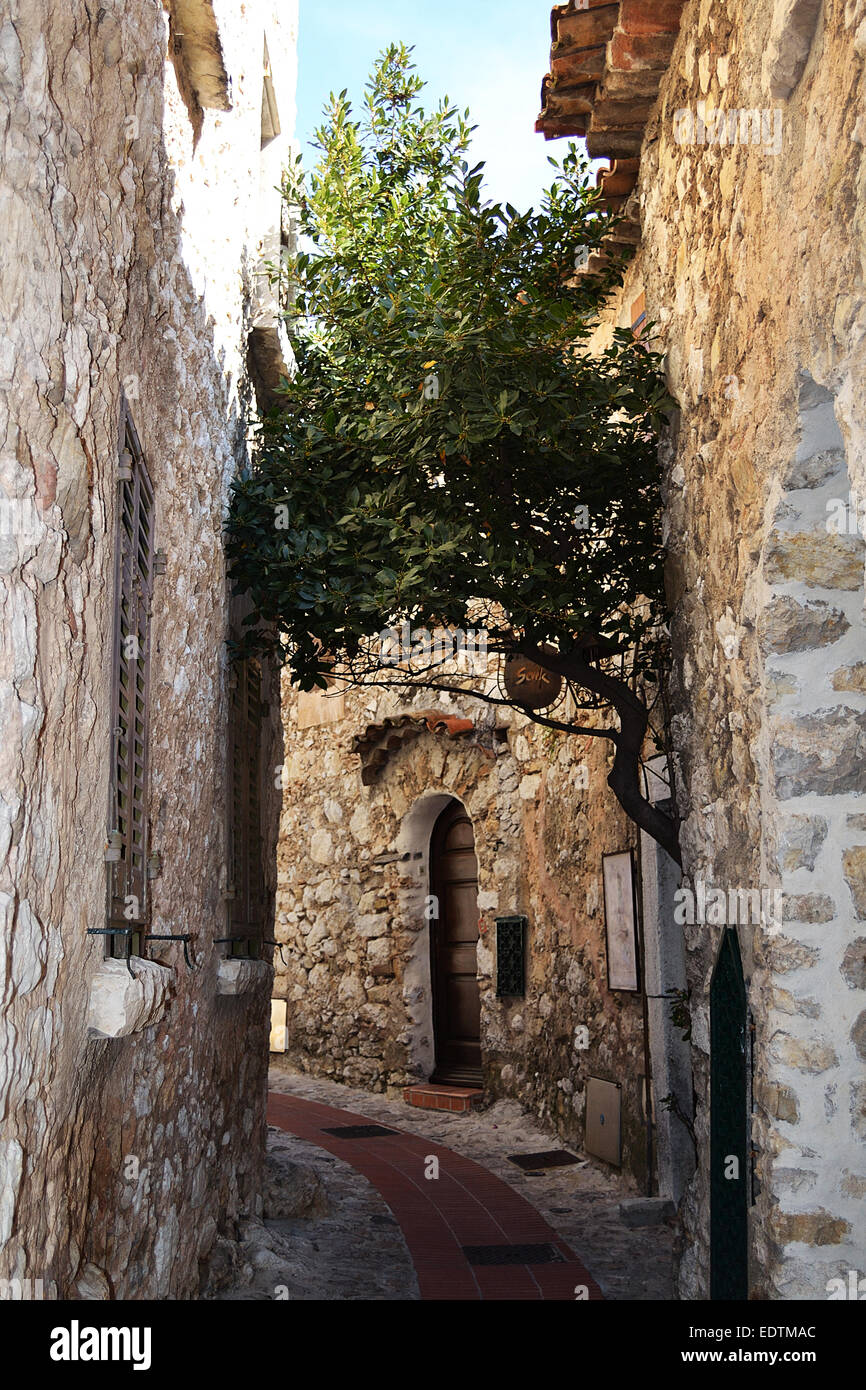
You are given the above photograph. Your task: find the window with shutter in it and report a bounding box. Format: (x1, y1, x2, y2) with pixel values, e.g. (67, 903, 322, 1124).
(227, 656, 265, 955)
(107, 408, 154, 957)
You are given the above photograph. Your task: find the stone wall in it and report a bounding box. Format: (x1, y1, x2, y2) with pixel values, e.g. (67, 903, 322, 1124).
(0, 0, 295, 1298)
(583, 0, 866, 1298)
(273, 676, 655, 1189)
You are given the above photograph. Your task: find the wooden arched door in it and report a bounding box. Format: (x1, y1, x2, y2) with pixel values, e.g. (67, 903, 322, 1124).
(429, 800, 482, 1085)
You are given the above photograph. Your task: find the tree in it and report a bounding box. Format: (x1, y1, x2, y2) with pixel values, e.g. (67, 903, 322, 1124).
(227, 46, 680, 864)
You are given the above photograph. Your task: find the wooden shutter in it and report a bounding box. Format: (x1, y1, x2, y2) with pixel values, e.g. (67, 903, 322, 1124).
(108, 411, 154, 947)
(228, 657, 265, 950)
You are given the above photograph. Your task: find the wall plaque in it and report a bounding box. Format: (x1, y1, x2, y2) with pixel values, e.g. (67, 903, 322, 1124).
(602, 849, 640, 992)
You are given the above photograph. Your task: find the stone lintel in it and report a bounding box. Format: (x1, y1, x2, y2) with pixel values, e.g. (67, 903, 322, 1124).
(217, 957, 273, 995)
(87, 958, 173, 1038)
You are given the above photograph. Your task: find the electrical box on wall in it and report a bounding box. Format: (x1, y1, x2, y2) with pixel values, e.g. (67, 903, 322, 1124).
(585, 1076, 622, 1166)
(495, 915, 527, 997)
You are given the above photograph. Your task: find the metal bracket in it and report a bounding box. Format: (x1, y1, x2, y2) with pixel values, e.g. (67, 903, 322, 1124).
(86, 926, 137, 976)
(144, 933, 196, 970)
(103, 831, 123, 863)
(214, 933, 261, 960)
(262, 939, 290, 968)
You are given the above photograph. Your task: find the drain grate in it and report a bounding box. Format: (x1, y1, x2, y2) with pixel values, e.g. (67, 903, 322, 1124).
(462, 1242, 566, 1266)
(507, 1149, 579, 1171)
(322, 1124, 401, 1139)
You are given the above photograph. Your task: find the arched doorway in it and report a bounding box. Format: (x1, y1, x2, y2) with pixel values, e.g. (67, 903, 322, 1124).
(710, 927, 749, 1300)
(429, 799, 482, 1085)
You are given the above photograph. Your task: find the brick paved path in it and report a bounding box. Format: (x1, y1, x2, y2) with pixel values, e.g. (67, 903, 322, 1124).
(267, 1089, 603, 1301)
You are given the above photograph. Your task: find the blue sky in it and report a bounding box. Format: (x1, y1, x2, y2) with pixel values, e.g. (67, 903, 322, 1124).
(296, 1, 570, 213)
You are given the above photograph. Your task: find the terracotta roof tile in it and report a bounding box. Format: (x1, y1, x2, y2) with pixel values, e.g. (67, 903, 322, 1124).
(618, 0, 687, 36)
(537, 0, 687, 256)
(555, 1, 621, 49)
(353, 710, 474, 785)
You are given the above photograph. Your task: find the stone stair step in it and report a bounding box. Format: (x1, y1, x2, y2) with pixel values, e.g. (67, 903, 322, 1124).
(403, 1083, 484, 1113)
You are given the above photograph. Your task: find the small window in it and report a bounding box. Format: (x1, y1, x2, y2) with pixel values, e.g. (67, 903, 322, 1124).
(106, 407, 154, 958)
(226, 656, 265, 955)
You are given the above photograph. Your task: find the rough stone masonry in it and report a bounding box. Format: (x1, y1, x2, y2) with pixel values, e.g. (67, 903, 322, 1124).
(0, 0, 295, 1298)
(272, 669, 666, 1193)
(570, 0, 866, 1298)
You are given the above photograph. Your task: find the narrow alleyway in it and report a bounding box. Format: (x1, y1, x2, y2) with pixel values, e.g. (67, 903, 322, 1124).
(215, 1068, 675, 1300)
(266, 1090, 603, 1299)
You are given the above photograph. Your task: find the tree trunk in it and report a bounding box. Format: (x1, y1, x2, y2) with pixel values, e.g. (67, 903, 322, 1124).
(519, 643, 682, 866)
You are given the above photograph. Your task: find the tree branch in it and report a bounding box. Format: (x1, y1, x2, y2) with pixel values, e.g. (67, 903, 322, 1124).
(326, 665, 615, 739)
(518, 642, 682, 865)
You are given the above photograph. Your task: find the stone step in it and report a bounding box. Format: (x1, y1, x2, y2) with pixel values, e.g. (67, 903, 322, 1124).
(403, 1083, 484, 1114)
(618, 1198, 677, 1228)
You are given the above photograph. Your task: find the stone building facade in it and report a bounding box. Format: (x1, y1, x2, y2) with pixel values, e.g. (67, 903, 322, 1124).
(273, 670, 693, 1196)
(0, 0, 295, 1298)
(537, 0, 866, 1298)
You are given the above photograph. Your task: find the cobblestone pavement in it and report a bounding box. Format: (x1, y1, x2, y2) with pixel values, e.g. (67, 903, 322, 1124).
(267, 1087, 604, 1299)
(212, 1121, 419, 1300)
(254, 1066, 676, 1300)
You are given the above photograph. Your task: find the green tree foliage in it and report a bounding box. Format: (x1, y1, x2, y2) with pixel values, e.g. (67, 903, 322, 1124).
(228, 46, 679, 861)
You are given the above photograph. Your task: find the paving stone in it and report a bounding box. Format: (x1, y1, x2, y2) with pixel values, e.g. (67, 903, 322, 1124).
(618, 1198, 676, 1228)
(260, 1068, 675, 1300)
(210, 1124, 418, 1302)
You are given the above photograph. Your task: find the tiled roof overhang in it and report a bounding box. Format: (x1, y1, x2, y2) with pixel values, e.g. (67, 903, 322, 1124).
(353, 710, 475, 786)
(536, 0, 687, 250)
